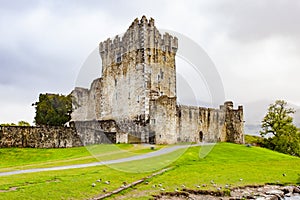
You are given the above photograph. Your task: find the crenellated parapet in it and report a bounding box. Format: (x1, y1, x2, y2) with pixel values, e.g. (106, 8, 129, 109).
(99, 16, 178, 68)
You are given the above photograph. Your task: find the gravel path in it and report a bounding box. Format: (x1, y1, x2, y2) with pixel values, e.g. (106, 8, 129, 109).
(0, 143, 208, 177)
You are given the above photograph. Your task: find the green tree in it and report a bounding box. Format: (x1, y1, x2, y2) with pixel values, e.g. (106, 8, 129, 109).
(0, 121, 30, 126)
(260, 100, 300, 156)
(0, 123, 16, 126)
(17, 121, 31, 126)
(32, 93, 72, 126)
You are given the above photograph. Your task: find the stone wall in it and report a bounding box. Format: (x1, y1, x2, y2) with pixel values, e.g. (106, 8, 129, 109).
(71, 87, 89, 121)
(73, 120, 123, 145)
(149, 96, 177, 144)
(149, 98, 244, 144)
(0, 126, 82, 148)
(176, 105, 225, 143)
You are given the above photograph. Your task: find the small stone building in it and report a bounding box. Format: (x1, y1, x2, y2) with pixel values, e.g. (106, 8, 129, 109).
(71, 16, 244, 145)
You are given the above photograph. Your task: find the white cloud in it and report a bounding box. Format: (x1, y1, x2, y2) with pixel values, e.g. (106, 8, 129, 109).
(207, 33, 300, 104)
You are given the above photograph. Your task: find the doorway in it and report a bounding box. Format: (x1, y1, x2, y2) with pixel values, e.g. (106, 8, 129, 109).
(199, 131, 203, 142)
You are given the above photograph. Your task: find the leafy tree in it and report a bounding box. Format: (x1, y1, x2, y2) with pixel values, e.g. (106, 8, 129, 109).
(260, 100, 300, 156)
(17, 121, 31, 126)
(0, 121, 30, 126)
(32, 93, 72, 126)
(0, 123, 16, 126)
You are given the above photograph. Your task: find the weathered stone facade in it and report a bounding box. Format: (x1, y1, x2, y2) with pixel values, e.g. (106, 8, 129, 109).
(0, 126, 82, 148)
(72, 16, 244, 144)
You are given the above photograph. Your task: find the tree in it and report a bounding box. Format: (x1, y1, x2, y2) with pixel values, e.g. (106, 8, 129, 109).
(17, 121, 31, 126)
(0, 121, 30, 126)
(32, 93, 72, 126)
(260, 100, 300, 156)
(0, 122, 16, 126)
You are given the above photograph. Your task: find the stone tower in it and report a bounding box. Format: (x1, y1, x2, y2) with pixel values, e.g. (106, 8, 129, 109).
(71, 16, 244, 145)
(98, 16, 177, 120)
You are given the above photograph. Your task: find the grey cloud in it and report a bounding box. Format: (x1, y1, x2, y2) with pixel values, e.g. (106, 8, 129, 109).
(0, 0, 39, 12)
(0, 41, 76, 93)
(210, 0, 300, 41)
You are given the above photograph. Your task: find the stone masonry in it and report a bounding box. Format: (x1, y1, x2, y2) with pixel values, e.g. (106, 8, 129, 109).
(0, 126, 82, 148)
(71, 16, 244, 144)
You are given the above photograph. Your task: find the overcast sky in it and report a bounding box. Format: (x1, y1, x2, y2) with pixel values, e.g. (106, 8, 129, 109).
(1, 0, 300, 124)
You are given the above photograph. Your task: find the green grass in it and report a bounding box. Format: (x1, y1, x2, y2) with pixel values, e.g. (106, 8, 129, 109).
(0, 143, 299, 200)
(0, 144, 163, 172)
(0, 146, 90, 168)
(0, 165, 150, 200)
(109, 143, 300, 199)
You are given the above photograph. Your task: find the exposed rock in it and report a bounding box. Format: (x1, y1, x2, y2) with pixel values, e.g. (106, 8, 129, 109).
(155, 185, 300, 200)
(283, 186, 295, 194)
(265, 189, 284, 196)
(294, 186, 300, 194)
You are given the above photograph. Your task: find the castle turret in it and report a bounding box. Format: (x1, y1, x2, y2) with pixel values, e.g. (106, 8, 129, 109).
(223, 101, 244, 144)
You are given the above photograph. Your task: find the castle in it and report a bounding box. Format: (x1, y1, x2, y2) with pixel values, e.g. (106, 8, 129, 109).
(71, 16, 244, 145)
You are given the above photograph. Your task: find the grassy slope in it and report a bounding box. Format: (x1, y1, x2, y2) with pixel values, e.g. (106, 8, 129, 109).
(0, 143, 299, 199)
(0, 165, 150, 200)
(0, 144, 162, 172)
(111, 143, 300, 199)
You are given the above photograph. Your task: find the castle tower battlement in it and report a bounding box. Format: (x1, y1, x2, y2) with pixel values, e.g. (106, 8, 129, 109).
(96, 16, 178, 126)
(99, 16, 178, 69)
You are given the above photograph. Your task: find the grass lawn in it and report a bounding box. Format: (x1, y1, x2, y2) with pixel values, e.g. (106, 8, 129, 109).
(109, 143, 300, 199)
(0, 144, 163, 172)
(0, 143, 299, 199)
(0, 165, 150, 200)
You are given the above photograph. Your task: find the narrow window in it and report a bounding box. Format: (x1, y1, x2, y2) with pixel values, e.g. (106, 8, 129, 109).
(163, 56, 166, 62)
(148, 48, 152, 56)
(116, 53, 122, 63)
(160, 68, 164, 79)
